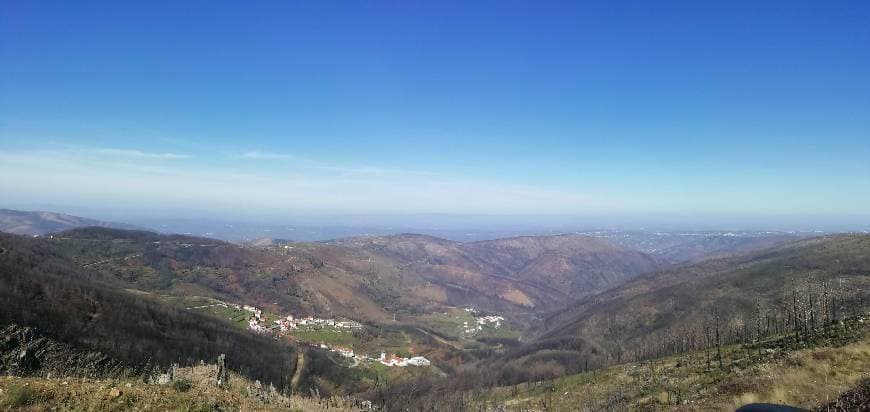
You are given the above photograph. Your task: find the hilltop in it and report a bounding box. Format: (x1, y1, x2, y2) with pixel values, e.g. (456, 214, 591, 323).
(0, 209, 145, 236)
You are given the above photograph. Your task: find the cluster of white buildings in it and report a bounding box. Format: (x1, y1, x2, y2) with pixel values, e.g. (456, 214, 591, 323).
(315, 343, 356, 358)
(462, 309, 505, 335)
(332, 346, 356, 358)
(236, 304, 362, 334)
(477, 315, 504, 327)
(273, 314, 362, 332)
(239, 305, 267, 332)
(378, 352, 431, 367)
(306, 342, 430, 367)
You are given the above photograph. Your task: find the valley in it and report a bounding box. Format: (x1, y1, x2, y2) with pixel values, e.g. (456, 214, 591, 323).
(4, 2, 868, 409)
(1, 218, 868, 410)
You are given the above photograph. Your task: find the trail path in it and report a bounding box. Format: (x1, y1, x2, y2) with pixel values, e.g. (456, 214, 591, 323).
(415, 327, 464, 350)
(82, 253, 142, 267)
(290, 350, 305, 391)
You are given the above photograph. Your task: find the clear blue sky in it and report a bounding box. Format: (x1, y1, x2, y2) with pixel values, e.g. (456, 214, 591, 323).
(1, 1, 869, 228)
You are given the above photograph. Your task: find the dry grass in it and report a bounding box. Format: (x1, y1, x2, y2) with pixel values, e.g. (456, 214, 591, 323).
(479, 324, 870, 411)
(0, 365, 362, 411)
(725, 343, 870, 410)
(500, 288, 535, 307)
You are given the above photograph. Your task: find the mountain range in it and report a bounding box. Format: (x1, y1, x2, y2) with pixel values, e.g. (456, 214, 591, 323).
(0, 208, 867, 410)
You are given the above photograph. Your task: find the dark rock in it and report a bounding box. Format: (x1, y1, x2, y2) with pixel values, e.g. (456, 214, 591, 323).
(216, 353, 228, 387)
(0, 323, 132, 378)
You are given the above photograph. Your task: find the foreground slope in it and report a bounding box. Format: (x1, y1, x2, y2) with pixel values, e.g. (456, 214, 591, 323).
(469, 321, 870, 411)
(7, 321, 868, 411)
(0, 363, 362, 411)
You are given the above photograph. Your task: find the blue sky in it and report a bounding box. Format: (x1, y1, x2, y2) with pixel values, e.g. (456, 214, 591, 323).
(1, 1, 869, 228)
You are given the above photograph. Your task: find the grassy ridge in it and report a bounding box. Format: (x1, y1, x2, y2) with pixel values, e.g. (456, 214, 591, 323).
(484, 325, 869, 410)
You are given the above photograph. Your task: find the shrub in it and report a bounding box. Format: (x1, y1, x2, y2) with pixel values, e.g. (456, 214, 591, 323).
(1, 383, 41, 408)
(173, 378, 193, 392)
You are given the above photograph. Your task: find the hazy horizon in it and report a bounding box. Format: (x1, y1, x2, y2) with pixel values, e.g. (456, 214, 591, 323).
(3, 3, 870, 409)
(3, 204, 867, 242)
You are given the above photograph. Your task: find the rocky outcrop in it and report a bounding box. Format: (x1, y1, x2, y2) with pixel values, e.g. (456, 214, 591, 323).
(817, 378, 870, 411)
(215, 353, 228, 387)
(0, 324, 154, 379)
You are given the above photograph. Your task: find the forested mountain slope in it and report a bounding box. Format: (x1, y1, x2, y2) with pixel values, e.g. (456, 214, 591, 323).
(597, 230, 804, 263)
(324, 233, 663, 314)
(0, 231, 302, 385)
(522, 235, 870, 367)
(43, 228, 663, 323)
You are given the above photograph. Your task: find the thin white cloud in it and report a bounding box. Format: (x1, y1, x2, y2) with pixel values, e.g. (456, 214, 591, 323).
(0, 148, 617, 216)
(239, 150, 435, 177)
(241, 150, 291, 160)
(93, 148, 192, 159)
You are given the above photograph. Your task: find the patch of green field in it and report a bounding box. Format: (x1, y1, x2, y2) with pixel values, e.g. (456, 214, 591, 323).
(381, 329, 413, 355)
(420, 308, 520, 342)
(477, 323, 521, 340)
(292, 327, 357, 347)
(419, 309, 476, 338)
(150, 295, 251, 330)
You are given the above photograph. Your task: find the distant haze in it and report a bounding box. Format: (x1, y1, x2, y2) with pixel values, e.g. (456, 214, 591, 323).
(3, 206, 865, 243)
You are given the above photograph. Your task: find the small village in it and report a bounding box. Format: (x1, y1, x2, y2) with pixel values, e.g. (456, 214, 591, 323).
(305, 342, 430, 367)
(240, 304, 363, 333)
(210, 302, 432, 368)
(462, 307, 505, 336)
